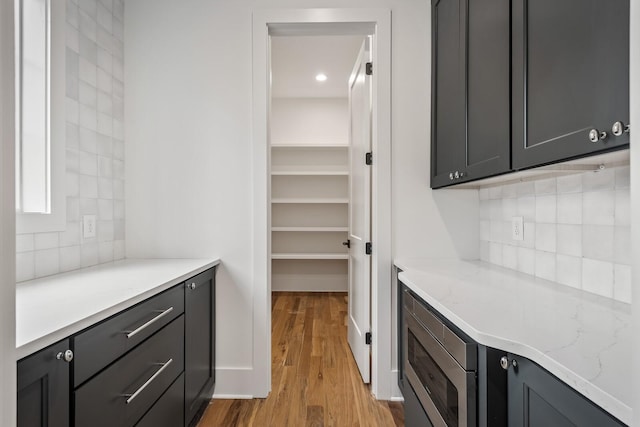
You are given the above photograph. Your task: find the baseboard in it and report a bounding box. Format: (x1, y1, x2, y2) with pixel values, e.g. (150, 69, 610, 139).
(391, 369, 404, 401)
(211, 367, 258, 398)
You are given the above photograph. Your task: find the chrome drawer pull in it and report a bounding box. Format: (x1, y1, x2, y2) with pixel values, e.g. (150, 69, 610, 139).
(124, 307, 174, 339)
(124, 358, 173, 404)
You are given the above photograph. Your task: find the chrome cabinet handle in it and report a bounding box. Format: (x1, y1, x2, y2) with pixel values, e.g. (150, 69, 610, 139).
(449, 172, 454, 181)
(588, 128, 607, 143)
(124, 358, 173, 404)
(56, 349, 74, 363)
(612, 121, 630, 137)
(124, 307, 174, 339)
(187, 282, 196, 290)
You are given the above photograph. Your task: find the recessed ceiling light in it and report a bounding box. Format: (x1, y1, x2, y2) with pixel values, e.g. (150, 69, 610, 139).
(315, 73, 327, 82)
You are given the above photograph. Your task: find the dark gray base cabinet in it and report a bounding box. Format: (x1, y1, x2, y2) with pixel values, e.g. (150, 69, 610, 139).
(17, 266, 217, 427)
(185, 268, 216, 427)
(508, 354, 626, 427)
(17, 340, 71, 427)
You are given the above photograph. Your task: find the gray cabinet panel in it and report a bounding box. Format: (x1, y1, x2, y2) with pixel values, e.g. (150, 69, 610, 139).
(185, 267, 216, 426)
(17, 340, 70, 427)
(136, 373, 185, 427)
(73, 285, 184, 387)
(508, 354, 625, 427)
(431, 0, 466, 187)
(431, 0, 511, 188)
(74, 316, 184, 427)
(512, 0, 629, 169)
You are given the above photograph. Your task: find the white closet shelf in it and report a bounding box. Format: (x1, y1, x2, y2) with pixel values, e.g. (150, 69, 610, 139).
(271, 198, 349, 204)
(271, 253, 349, 260)
(271, 144, 349, 148)
(271, 170, 349, 176)
(271, 226, 349, 232)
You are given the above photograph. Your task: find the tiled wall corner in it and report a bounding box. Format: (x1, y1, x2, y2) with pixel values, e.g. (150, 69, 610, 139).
(479, 166, 631, 304)
(16, 0, 125, 283)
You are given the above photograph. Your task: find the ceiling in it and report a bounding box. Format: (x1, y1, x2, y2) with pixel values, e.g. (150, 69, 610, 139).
(271, 35, 366, 98)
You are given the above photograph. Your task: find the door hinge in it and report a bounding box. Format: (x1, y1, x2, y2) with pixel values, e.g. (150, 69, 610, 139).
(365, 332, 372, 345)
(365, 152, 372, 165)
(366, 62, 373, 76)
(365, 242, 372, 255)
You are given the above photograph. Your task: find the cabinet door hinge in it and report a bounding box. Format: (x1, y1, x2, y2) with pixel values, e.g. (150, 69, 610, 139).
(365, 332, 372, 345)
(365, 152, 373, 165)
(366, 62, 373, 76)
(365, 242, 372, 255)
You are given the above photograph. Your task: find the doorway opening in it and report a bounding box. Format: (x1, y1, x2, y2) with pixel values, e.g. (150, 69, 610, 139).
(251, 9, 393, 402)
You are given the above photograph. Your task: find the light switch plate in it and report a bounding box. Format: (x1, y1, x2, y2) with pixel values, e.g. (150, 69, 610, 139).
(83, 215, 97, 239)
(511, 216, 524, 241)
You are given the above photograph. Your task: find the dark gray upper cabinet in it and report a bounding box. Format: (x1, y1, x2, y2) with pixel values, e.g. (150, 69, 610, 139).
(431, 0, 511, 188)
(184, 267, 217, 427)
(512, 0, 630, 169)
(507, 354, 625, 427)
(17, 340, 71, 427)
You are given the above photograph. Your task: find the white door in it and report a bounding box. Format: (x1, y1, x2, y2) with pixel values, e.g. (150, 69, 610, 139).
(347, 38, 372, 383)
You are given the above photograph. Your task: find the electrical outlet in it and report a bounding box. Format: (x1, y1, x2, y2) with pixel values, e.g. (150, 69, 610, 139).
(83, 215, 97, 239)
(511, 216, 524, 241)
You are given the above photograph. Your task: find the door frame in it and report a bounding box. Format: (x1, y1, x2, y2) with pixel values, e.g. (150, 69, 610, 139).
(251, 8, 392, 399)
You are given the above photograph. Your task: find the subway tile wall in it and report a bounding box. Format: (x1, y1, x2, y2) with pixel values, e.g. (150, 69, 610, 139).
(16, 0, 125, 282)
(479, 166, 631, 303)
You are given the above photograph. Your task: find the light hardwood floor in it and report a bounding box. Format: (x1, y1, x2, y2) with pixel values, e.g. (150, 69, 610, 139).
(198, 292, 404, 427)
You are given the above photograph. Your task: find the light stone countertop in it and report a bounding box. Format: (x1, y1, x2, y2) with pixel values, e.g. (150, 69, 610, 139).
(16, 258, 220, 361)
(395, 258, 631, 426)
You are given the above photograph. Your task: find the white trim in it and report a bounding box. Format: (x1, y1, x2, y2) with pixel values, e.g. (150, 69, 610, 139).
(213, 367, 257, 399)
(0, 0, 17, 423)
(252, 8, 392, 399)
(630, 0, 639, 424)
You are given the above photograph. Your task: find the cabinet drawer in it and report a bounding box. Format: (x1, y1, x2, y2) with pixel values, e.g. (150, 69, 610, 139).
(74, 316, 185, 427)
(74, 285, 184, 386)
(136, 373, 185, 427)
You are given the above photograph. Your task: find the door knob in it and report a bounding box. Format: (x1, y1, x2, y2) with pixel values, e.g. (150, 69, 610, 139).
(612, 121, 630, 137)
(342, 240, 351, 249)
(588, 129, 607, 143)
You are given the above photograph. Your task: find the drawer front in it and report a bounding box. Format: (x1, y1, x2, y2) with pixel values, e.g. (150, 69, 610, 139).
(136, 373, 184, 427)
(74, 316, 185, 427)
(74, 285, 184, 387)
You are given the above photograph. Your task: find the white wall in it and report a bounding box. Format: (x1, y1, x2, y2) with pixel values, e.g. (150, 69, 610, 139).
(271, 97, 348, 145)
(630, 0, 639, 423)
(0, 0, 16, 423)
(125, 0, 478, 397)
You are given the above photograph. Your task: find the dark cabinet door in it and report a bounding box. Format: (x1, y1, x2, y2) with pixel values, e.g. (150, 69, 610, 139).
(17, 340, 70, 427)
(431, 0, 511, 188)
(512, 0, 630, 170)
(507, 354, 625, 427)
(431, 0, 466, 188)
(184, 267, 216, 426)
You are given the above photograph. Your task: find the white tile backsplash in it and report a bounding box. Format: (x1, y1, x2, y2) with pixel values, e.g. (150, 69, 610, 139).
(480, 166, 630, 303)
(583, 191, 615, 225)
(535, 195, 556, 223)
(582, 225, 614, 262)
(582, 258, 614, 299)
(16, 1, 125, 282)
(614, 264, 632, 304)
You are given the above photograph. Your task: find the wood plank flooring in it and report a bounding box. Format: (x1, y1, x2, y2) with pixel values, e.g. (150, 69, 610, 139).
(198, 292, 404, 427)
